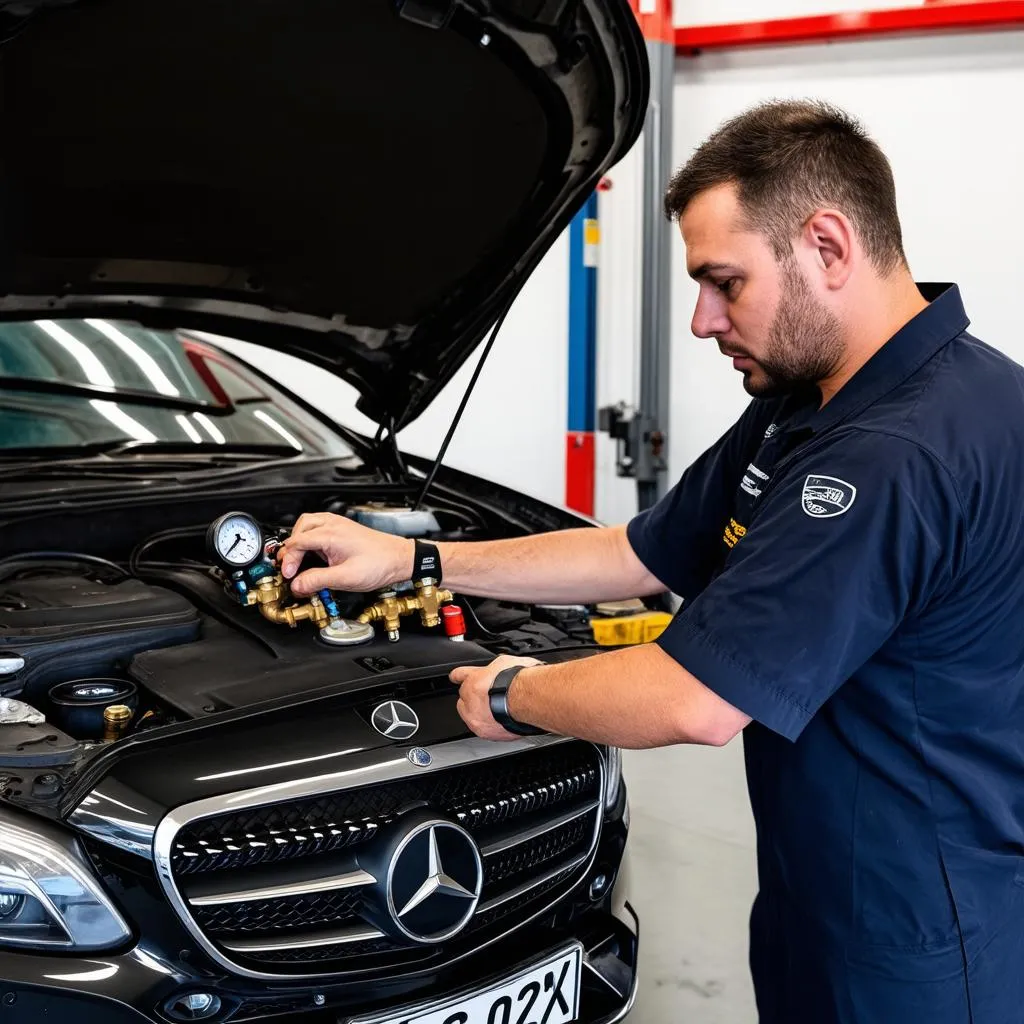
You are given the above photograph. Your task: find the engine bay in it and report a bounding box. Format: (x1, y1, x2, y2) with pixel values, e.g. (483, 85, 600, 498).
(0, 498, 664, 771)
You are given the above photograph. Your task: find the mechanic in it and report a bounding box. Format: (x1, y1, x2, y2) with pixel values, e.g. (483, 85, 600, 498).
(277, 99, 1024, 1023)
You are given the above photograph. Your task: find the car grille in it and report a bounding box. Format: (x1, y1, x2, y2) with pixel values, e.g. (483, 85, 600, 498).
(172, 742, 597, 875)
(161, 738, 604, 977)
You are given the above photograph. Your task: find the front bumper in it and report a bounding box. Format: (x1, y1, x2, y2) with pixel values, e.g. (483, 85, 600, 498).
(0, 899, 638, 1023)
(5, 741, 637, 1023)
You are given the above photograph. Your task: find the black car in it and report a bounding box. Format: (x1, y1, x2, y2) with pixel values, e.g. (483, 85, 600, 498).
(0, 1, 651, 1021)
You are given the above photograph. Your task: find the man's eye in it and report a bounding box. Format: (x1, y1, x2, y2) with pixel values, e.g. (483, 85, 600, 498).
(716, 278, 737, 296)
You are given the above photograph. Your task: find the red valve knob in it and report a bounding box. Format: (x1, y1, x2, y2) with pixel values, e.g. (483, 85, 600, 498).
(441, 604, 466, 642)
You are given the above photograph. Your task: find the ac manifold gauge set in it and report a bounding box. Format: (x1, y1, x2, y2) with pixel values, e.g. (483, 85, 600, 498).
(206, 511, 467, 647)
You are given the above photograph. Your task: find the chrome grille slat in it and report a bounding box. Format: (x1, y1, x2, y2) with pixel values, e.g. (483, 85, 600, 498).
(150, 734, 605, 981)
(223, 925, 386, 953)
(188, 867, 376, 906)
(480, 799, 600, 857)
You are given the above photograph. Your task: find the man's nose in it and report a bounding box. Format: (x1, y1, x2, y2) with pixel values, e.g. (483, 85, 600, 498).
(691, 297, 730, 340)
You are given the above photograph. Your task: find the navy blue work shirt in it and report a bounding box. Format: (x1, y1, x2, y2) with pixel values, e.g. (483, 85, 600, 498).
(627, 284, 1024, 1023)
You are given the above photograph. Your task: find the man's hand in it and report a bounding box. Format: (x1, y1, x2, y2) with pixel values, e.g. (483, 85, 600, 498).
(276, 513, 413, 596)
(449, 655, 544, 741)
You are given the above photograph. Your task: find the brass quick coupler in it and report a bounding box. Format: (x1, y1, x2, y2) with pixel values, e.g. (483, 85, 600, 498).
(357, 581, 455, 642)
(253, 576, 330, 630)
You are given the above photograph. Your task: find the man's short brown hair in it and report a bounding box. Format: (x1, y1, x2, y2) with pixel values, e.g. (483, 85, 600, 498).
(664, 99, 907, 274)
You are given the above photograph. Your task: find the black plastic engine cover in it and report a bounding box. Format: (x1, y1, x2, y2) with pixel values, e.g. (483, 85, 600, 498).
(0, 573, 200, 699)
(130, 616, 498, 718)
(128, 568, 590, 719)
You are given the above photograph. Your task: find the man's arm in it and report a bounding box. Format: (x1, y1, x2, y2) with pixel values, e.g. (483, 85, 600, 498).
(280, 403, 765, 604)
(430, 524, 667, 603)
(453, 431, 966, 751)
(450, 647, 751, 749)
(279, 514, 668, 605)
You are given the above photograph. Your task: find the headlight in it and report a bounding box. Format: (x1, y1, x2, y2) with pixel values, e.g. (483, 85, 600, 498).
(0, 813, 130, 951)
(603, 745, 623, 811)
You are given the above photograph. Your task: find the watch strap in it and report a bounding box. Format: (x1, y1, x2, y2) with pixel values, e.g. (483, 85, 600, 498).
(412, 540, 441, 584)
(489, 665, 545, 736)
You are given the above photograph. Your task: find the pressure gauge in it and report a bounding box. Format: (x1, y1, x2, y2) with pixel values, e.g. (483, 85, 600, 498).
(207, 512, 264, 570)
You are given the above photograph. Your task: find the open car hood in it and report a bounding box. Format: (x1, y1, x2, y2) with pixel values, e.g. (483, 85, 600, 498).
(0, 0, 649, 429)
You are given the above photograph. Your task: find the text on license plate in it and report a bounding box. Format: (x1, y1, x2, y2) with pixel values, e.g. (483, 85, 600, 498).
(391, 945, 582, 1024)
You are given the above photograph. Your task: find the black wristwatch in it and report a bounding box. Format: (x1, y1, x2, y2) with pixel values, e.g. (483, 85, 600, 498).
(489, 665, 545, 736)
(412, 540, 441, 584)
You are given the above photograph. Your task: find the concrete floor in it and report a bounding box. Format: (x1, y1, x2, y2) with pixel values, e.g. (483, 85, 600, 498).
(621, 742, 759, 1024)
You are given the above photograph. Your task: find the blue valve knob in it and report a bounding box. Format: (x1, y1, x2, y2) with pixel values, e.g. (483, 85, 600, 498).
(320, 589, 341, 620)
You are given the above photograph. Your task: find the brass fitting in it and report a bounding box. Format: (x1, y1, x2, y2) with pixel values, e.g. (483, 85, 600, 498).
(413, 580, 450, 629)
(357, 582, 454, 642)
(252, 576, 330, 630)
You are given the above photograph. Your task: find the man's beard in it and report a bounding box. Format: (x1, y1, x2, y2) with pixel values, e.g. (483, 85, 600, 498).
(738, 260, 845, 399)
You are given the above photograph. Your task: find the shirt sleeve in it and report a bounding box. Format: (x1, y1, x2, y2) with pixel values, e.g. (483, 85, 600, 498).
(654, 429, 967, 741)
(626, 400, 771, 600)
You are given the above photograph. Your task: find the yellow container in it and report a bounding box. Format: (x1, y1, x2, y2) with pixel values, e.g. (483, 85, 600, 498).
(590, 611, 673, 647)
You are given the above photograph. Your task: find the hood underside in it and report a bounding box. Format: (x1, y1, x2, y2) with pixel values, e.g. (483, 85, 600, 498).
(0, 0, 649, 428)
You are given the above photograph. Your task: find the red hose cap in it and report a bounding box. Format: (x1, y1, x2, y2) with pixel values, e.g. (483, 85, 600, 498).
(441, 604, 466, 639)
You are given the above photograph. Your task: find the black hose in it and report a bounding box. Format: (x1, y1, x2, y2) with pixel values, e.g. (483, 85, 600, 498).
(129, 525, 208, 575)
(0, 551, 129, 582)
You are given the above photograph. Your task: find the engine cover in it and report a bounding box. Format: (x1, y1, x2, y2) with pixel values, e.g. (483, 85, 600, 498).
(130, 615, 498, 719)
(127, 567, 586, 719)
(0, 572, 200, 701)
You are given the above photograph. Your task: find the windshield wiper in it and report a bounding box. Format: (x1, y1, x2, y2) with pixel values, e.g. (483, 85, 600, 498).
(0, 440, 303, 475)
(0, 376, 232, 414)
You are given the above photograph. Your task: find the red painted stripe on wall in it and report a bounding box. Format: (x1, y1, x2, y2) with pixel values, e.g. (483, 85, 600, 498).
(566, 432, 596, 518)
(676, 2, 1024, 52)
(627, 0, 676, 44)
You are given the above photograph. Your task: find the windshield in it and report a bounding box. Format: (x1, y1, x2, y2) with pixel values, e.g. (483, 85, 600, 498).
(0, 318, 355, 457)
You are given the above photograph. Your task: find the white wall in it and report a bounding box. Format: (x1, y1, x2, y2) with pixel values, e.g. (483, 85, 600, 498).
(213, 233, 571, 509)
(666, 27, 1024, 482)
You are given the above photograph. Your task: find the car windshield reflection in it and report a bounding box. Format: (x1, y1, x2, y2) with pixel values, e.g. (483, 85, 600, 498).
(0, 319, 355, 459)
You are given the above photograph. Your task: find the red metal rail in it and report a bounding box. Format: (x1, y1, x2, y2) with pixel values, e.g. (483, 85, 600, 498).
(675, 1, 1024, 53)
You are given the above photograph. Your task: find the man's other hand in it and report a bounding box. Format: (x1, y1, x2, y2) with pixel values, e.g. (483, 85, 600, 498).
(450, 655, 543, 741)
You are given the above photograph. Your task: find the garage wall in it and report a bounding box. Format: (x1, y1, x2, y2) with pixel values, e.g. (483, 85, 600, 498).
(664, 27, 1024, 482)
(592, 12, 1024, 520)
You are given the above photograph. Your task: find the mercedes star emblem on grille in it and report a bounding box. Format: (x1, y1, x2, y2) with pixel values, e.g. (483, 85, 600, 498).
(370, 700, 420, 740)
(386, 821, 483, 943)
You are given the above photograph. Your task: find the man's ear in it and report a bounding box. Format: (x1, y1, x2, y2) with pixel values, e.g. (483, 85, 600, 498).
(802, 209, 854, 290)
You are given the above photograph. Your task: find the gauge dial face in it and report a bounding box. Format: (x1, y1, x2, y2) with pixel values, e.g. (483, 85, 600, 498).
(212, 513, 263, 568)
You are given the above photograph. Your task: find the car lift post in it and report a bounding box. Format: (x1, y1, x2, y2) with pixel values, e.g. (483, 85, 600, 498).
(600, 0, 674, 512)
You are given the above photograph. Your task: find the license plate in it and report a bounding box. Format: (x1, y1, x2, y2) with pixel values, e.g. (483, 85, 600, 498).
(351, 944, 583, 1024)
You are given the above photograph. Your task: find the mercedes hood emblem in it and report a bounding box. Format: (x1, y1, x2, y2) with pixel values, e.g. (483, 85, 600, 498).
(370, 700, 420, 741)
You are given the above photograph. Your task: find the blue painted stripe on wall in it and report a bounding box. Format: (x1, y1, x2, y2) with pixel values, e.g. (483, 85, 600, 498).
(567, 191, 598, 434)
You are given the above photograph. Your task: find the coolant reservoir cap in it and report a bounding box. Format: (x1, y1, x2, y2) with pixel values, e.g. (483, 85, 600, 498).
(49, 679, 136, 707)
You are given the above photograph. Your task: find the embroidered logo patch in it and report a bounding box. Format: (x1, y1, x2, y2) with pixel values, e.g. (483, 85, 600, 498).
(802, 475, 857, 518)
